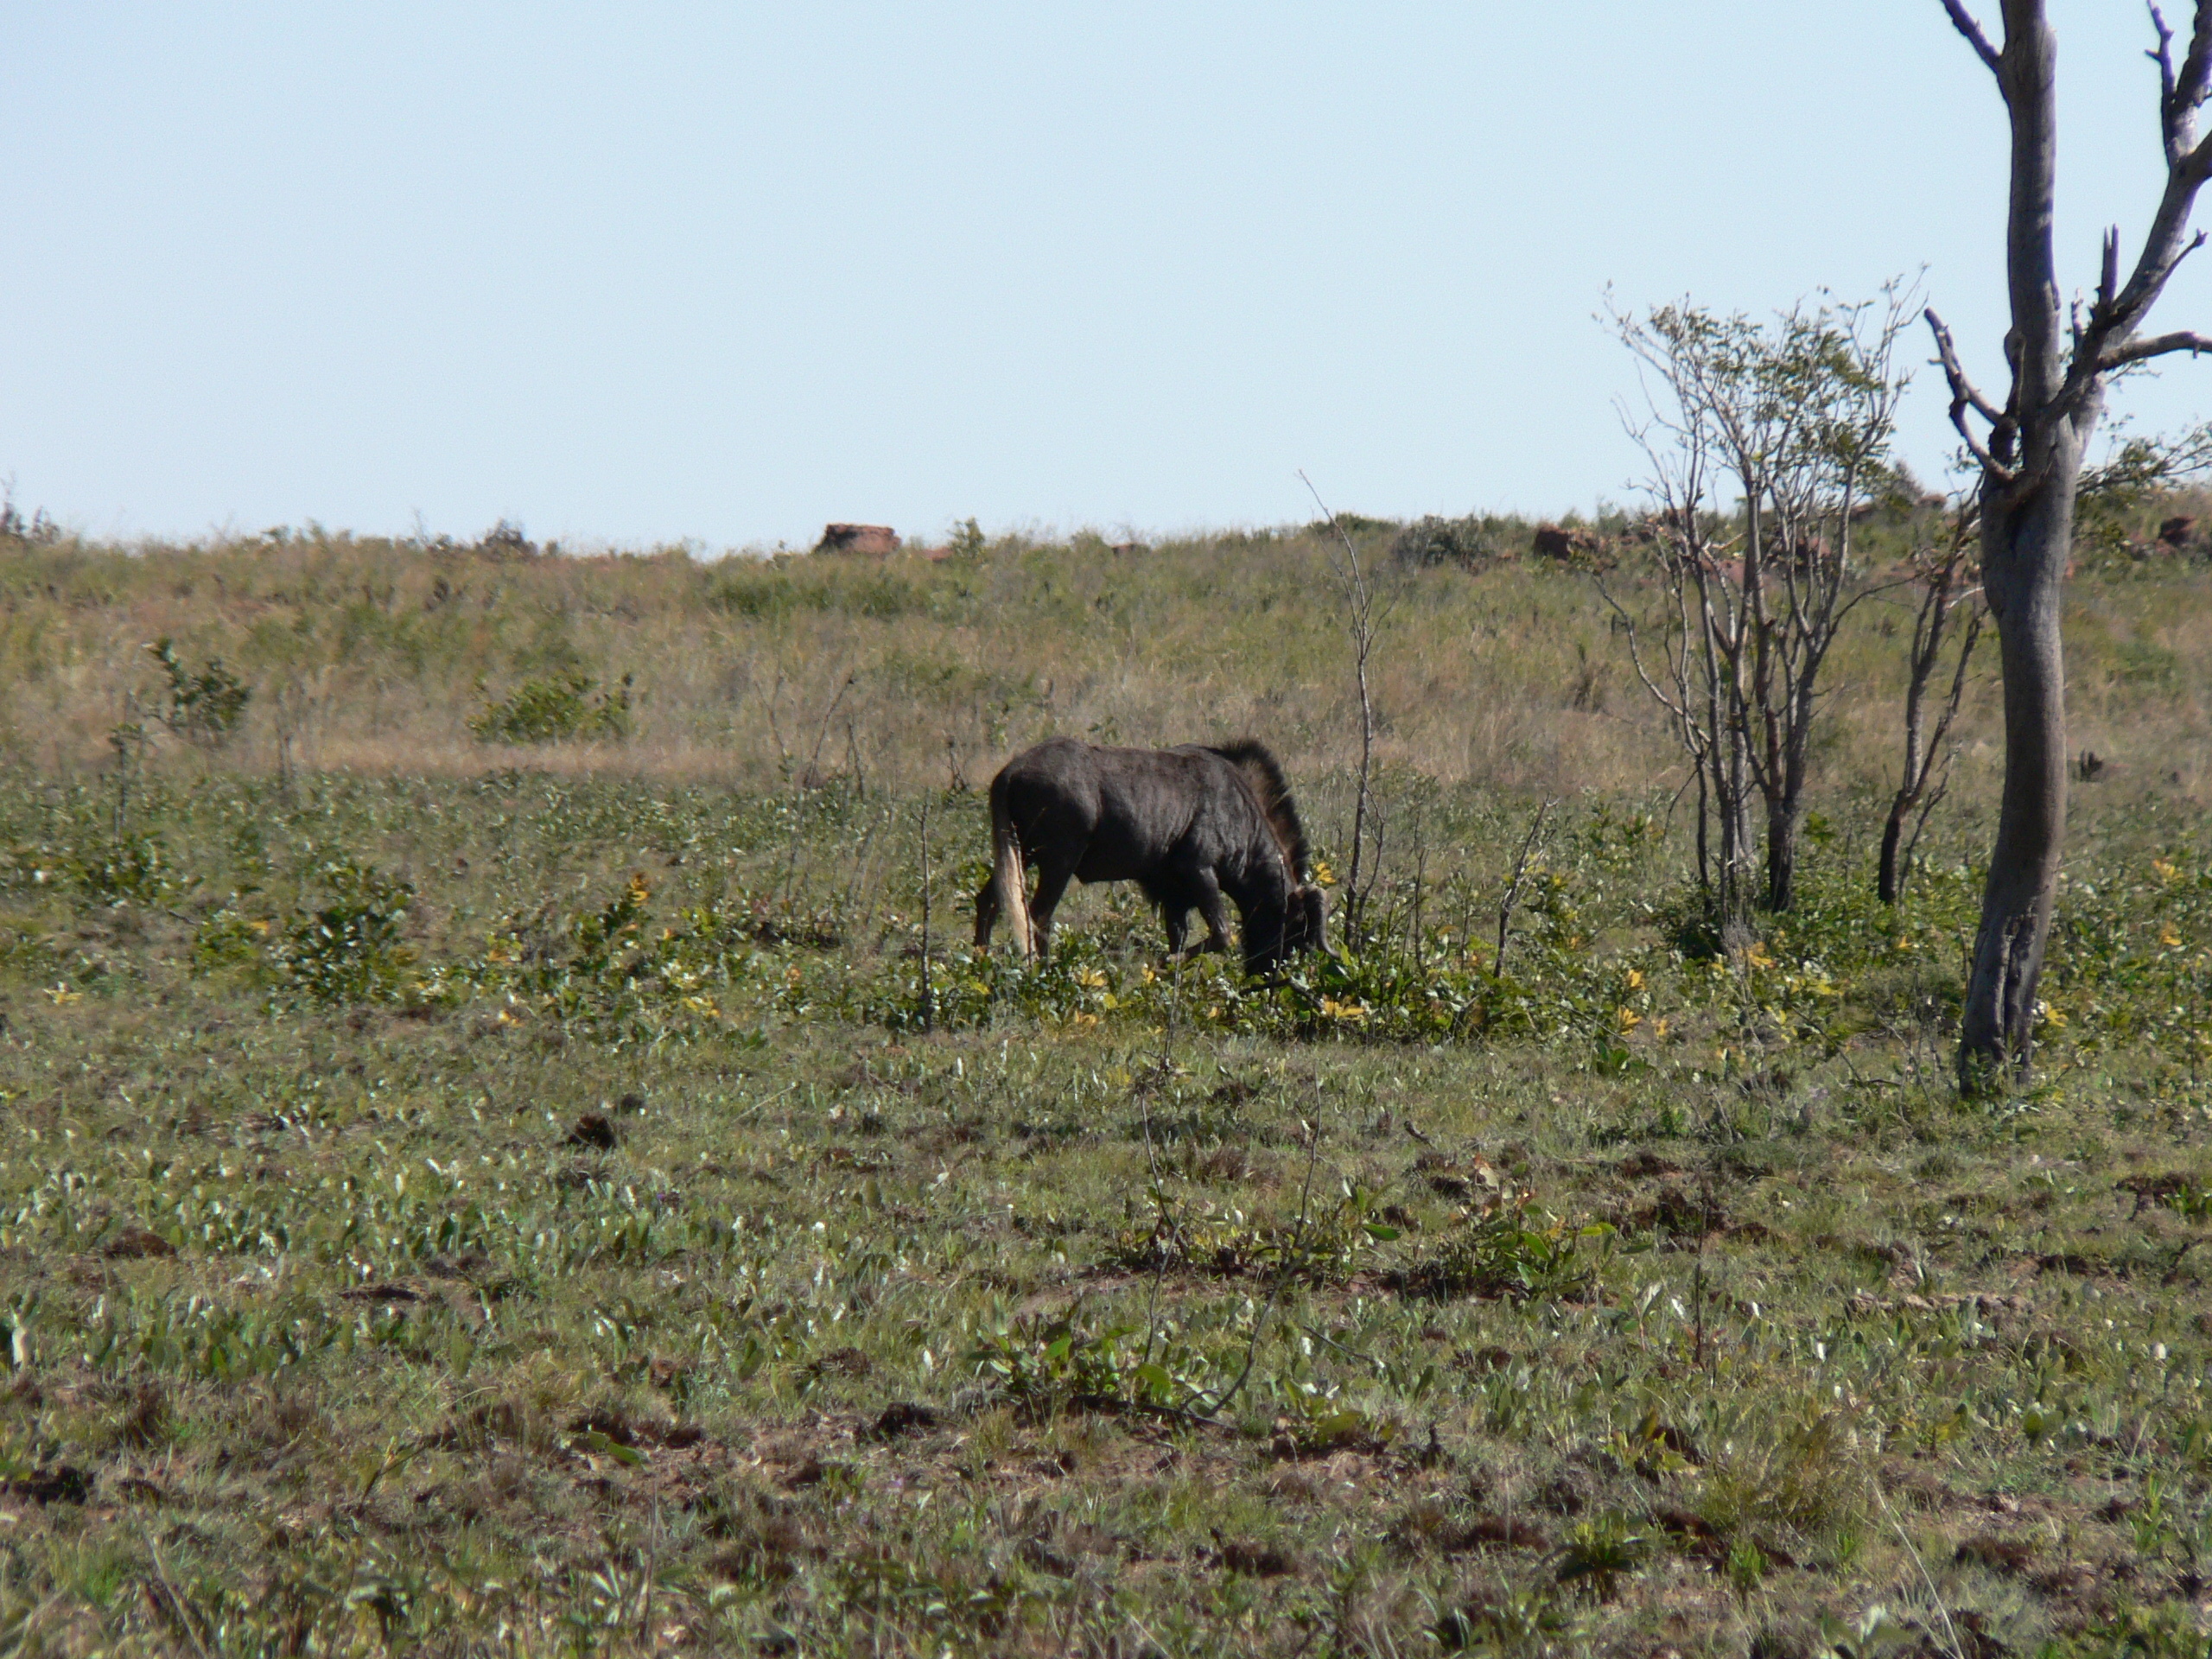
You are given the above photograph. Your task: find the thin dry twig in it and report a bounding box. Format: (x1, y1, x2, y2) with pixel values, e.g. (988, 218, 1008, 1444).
(1495, 798, 1557, 973)
(1299, 469, 1390, 945)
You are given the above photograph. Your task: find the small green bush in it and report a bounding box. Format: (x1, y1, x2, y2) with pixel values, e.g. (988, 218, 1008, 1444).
(72, 833, 175, 906)
(149, 638, 251, 746)
(1392, 514, 1509, 569)
(270, 861, 416, 1003)
(1400, 1198, 1605, 1301)
(469, 671, 632, 744)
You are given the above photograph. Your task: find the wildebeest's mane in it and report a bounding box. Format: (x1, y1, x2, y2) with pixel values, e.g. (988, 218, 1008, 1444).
(1205, 739, 1310, 879)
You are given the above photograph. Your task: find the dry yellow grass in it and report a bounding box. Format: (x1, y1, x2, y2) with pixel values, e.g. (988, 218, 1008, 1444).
(1, 516, 2206, 821)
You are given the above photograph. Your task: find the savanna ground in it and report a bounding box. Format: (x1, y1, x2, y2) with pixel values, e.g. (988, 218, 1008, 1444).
(0, 504, 2209, 1657)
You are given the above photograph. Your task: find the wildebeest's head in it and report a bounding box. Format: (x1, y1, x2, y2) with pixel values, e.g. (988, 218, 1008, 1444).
(1209, 739, 1328, 976)
(1287, 882, 1327, 955)
(1241, 880, 1326, 976)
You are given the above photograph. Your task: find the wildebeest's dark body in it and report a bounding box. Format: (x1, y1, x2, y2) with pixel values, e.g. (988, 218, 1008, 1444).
(976, 737, 1325, 974)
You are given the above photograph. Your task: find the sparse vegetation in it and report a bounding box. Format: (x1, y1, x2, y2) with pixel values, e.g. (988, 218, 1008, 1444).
(0, 513, 2204, 1652)
(147, 637, 253, 747)
(470, 670, 634, 745)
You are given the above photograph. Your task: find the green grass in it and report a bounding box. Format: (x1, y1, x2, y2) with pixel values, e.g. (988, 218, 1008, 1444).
(0, 758, 2205, 1656)
(0, 510, 2206, 1654)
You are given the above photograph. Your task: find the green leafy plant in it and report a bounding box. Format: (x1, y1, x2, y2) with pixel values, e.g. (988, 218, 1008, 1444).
(947, 517, 987, 558)
(148, 638, 251, 746)
(1401, 1197, 1605, 1302)
(469, 671, 633, 743)
(965, 1311, 1207, 1419)
(1391, 513, 1511, 569)
(1554, 1513, 1650, 1600)
(70, 831, 174, 906)
(270, 861, 416, 1003)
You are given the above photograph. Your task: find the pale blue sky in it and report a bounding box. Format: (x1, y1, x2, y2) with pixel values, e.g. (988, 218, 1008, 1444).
(1, 3, 2205, 550)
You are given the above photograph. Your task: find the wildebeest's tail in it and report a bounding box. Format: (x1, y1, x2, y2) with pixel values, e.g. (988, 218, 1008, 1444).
(988, 775, 1033, 958)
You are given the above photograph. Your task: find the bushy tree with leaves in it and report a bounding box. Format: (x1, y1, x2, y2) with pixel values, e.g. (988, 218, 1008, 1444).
(1605, 287, 1914, 927)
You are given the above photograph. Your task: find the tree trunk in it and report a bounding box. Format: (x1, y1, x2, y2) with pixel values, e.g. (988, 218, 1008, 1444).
(1694, 763, 1710, 896)
(1765, 798, 1799, 912)
(1960, 439, 2082, 1084)
(1877, 810, 1906, 906)
(1956, 1, 2082, 1090)
(1717, 728, 1753, 944)
(1935, 0, 2212, 1084)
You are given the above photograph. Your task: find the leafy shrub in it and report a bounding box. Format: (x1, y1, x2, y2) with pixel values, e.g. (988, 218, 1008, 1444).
(1391, 514, 1510, 569)
(1554, 1513, 1652, 1599)
(148, 638, 251, 746)
(270, 861, 416, 1003)
(705, 571, 792, 619)
(191, 904, 267, 975)
(71, 833, 175, 906)
(965, 1311, 1208, 1419)
(947, 517, 987, 558)
(1400, 1197, 1605, 1301)
(0, 487, 60, 547)
(476, 519, 538, 559)
(1103, 1185, 1398, 1286)
(565, 870, 654, 979)
(469, 671, 633, 744)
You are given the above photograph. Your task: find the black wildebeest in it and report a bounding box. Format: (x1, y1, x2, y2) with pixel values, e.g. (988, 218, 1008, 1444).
(975, 737, 1326, 974)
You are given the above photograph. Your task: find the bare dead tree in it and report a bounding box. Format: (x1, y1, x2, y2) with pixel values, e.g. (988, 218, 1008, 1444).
(917, 797, 935, 1033)
(1301, 471, 1393, 947)
(1494, 797, 1557, 975)
(803, 671, 858, 791)
(1603, 286, 1915, 925)
(1931, 0, 2212, 1088)
(1597, 372, 1751, 931)
(1879, 497, 1987, 905)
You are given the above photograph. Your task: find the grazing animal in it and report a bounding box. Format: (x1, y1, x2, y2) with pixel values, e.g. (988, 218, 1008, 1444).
(976, 737, 1326, 974)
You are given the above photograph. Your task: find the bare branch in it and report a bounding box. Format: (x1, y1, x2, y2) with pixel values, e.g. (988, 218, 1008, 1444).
(1925, 308, 2005, 422)
(1925, 308, 2017, 479)
(2152, 3, 2184, 162)
(2152, 3, 2212, 167)
(2117, 229, 2209, 337)
(2100, 327, 2212, 370)
(1941, 0, 2005, 80)
(1594, 575, 1691, 729)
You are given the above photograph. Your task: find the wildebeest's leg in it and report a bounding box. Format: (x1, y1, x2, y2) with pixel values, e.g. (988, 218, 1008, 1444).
(1138, 878, 1190, 957)
(1160, 902, 1191, 957)
(1191, 870, 1235, 956)
(974, 879, 999, 950)
(1027, 857, 1077, 957)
